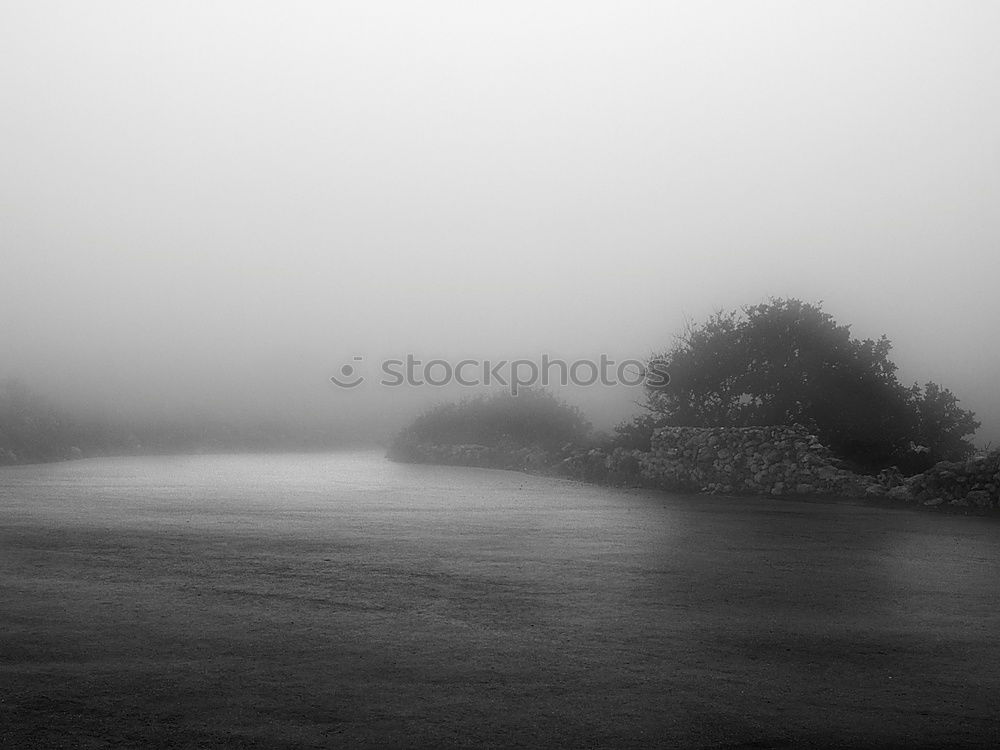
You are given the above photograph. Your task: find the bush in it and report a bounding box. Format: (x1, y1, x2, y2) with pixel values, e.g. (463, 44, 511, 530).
(389, 389, 591, 460)
(608, 413, 668, 452)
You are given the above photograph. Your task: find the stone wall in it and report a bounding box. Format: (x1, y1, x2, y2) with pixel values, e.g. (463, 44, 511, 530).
(398, 426, 875, 497)
(870, 452, 1000, 509)
(638, 425, 874, 497)
(390, 427, 1000, 512)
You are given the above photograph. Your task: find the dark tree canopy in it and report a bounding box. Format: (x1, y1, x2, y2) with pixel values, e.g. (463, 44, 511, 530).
(394, 389, 591, 452)
(643, 299, 979, 472)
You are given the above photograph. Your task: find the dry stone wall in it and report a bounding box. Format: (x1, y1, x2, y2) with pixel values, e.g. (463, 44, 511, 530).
(639, 425, 874, 496)
(390, 426, 1000, 512)
(871, 452, 1000, 509)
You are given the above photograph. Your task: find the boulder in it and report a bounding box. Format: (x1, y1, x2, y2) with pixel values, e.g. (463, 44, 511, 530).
(887, 485, 914, 502)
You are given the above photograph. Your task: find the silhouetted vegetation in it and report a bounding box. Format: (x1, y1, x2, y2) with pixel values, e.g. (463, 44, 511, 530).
(0, 379, 116, 464)
(0, 379, 362, 465)
(608, 413, 665, 452)
(389, 389, 591, 463)
(640, 299, 979, 473)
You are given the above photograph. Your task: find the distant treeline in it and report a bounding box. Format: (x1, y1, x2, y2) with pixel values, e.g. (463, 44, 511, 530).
(0, 379, 364, 465)
(388, 389, 593, 467)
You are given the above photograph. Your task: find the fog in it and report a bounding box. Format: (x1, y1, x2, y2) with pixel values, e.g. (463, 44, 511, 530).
(2, 2, 998, 445)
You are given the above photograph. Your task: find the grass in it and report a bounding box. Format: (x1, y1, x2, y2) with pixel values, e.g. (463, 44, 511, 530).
(1, 454, 999, 748)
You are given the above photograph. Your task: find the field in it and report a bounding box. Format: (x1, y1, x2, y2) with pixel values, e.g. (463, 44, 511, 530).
(1, 453, 999, 748)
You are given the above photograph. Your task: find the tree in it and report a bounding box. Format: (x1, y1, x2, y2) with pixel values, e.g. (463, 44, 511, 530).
(904, 381, 981, 466)
(392, 389, 591, 452)
(642, 299, 978, 472)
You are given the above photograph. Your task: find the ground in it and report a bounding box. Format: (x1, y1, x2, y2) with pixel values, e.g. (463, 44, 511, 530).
(1, 455, 999, 748)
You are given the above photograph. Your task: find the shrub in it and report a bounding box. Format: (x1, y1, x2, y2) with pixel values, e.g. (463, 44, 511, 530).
(390, 389, 591, 458)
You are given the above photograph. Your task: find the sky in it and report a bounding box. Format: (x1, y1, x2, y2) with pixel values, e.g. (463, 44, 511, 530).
(1, 1, 998, 444)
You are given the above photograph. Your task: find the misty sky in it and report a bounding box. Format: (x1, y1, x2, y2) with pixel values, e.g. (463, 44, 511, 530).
(2, 2, 998, 442)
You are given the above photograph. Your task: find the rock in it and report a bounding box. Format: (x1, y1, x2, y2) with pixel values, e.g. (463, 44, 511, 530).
(640, 425, 972, 504)
(887, 485, 914, 502)
(965, 490, 992, 507)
